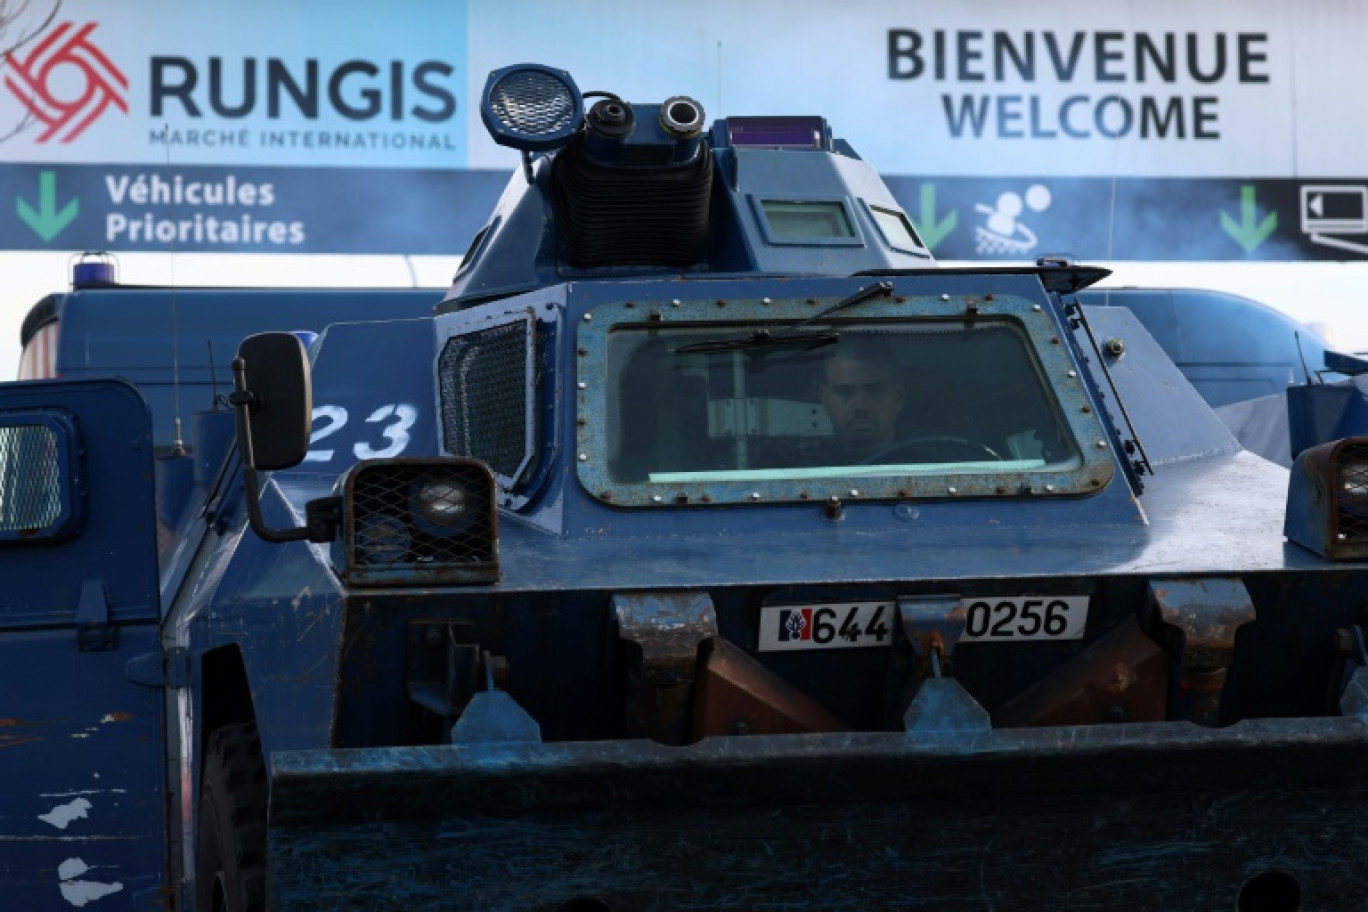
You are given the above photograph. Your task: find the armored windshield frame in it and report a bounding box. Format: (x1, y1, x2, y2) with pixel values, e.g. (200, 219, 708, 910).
(575, 292, 1116, 507)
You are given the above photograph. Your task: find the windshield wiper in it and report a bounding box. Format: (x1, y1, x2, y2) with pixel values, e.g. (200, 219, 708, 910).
(788, 280, 894, 331)
(673, 280, 894, 355)
(673, 329, 839, 355)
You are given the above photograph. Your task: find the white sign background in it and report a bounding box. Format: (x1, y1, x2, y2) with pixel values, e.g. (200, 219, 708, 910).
(0, 0, 1359, 181)
(464, 0, 1360, 179)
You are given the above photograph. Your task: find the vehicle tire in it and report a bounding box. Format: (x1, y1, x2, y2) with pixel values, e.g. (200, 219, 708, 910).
(196, 721, 268, 912)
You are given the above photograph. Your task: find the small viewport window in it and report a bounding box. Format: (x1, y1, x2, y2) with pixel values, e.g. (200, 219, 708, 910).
(761, 200, 854, 239)
(0, 416, 78, 542)
(869, 205, 925, 251)
(456, 223, 492, 275)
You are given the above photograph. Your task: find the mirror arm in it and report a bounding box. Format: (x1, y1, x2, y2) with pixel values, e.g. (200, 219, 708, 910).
(229, 357, 258, 468)
(242, 466, 312, 543)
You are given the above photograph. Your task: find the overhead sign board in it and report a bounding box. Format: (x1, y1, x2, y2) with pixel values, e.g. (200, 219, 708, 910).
(0, 4, 467, 167)
(0, 0, 1363, 260)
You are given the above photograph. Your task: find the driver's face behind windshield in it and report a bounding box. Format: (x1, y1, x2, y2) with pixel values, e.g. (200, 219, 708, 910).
(820, 354, 906, 460)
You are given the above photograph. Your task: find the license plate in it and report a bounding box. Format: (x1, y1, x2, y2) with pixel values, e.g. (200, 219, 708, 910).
(962, 596, 1089, 641)
(758, 596, 1090, 651)
(758, 602, 894, 652)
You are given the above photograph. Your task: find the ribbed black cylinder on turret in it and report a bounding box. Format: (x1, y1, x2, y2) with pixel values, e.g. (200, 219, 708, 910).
(551, 132, 713, 269)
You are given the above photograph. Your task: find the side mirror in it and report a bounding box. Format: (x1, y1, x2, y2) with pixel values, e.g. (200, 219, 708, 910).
(229, 333, 338, 545)
(232, 332, 312, 471)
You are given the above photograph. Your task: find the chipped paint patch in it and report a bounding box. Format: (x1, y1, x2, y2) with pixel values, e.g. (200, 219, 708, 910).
(39, 798, 92, 830)
(291, 585, 314, 611)
(0, 734, 43, 748)
(99, 713, 132, 724)
(57, 858, 124, 907)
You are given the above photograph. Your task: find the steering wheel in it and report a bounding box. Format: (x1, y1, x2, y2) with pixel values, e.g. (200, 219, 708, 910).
(861, 435, 1003, 465)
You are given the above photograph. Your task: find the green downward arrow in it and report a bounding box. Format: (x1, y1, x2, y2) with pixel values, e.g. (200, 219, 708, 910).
(915, 184, 957, 251)
(1219, 184, 1277, 253)
(17, 170, 78, 242)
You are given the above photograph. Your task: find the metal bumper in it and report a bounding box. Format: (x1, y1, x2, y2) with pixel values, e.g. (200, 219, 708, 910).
(269, 717, 1368, 911)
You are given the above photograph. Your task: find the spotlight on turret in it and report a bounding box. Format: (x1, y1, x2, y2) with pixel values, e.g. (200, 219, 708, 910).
(481, 63, 584, 152)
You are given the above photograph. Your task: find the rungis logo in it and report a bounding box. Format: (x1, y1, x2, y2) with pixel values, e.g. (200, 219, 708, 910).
(4, 21, 127, 143)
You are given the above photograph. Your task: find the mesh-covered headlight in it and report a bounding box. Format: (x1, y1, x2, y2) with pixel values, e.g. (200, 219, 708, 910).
(481, 63, 583, 152)
(354, 513, 411, 565)
(1286, 437, 1368, 560)
(410, 470, 476, 534)
(343, 459, 498, 586)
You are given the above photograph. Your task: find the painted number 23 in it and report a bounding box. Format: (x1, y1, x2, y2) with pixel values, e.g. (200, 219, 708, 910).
(304, 403, 417, 463)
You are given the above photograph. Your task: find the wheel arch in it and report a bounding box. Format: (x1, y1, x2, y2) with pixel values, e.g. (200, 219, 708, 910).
(199, 645, 257, 763)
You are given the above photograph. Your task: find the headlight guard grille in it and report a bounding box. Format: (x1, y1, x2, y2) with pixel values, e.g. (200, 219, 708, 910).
(343, 458, 499, 587)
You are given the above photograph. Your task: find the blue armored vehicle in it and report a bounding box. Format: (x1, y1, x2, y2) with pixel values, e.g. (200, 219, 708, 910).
(16, 263, 440, 447)
(1079, 285, 1333, 410)
(1078, 285, 1349, 468)
(4, 63, 1367, 911)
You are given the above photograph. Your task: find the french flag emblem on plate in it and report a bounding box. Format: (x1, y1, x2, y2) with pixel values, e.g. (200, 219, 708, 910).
(778, 608, 812, 641)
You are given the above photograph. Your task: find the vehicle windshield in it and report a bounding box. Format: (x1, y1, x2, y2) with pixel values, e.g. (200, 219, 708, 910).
(605, 320, 1080, 485)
